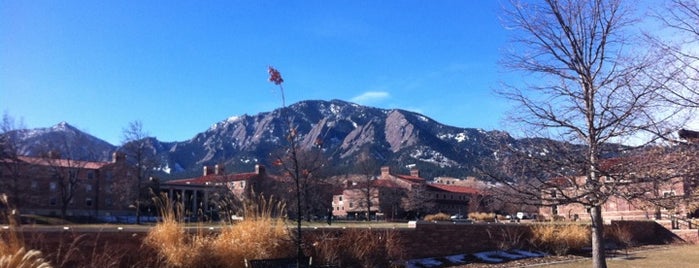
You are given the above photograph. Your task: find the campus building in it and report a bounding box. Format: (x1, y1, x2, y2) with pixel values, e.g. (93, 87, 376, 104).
(331, 166, 487, 220)
(0, 153, 135, 218)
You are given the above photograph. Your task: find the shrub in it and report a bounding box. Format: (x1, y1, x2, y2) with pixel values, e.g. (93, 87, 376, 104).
(487, 226, 528, 250)
(423, 213, 451, 222)
(605, 224, 635, 249)
(552, 215, 566, 222)
(0, 248, 52, 268)
(530, 224, 590, 255)
(211, 197, 293, 267)
(1, 194, 52, 268)
(305, 228, 403, 267)
(468, 212, 496, 222)
(145, 192, 294, 268)
(144, 194, 212, 267)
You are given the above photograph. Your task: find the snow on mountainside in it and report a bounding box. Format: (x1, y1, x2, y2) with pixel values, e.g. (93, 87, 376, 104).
(3, 122, 116, 161)
(1, 100, 577, 179)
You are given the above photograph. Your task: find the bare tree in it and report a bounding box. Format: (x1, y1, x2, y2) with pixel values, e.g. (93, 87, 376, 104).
(39, 132, 96, 220)
(491, 1, 684, 267)
(355, 147, 380, 220)
(120, 120, 159, 224)
(401, 183, 435, 220)
(267, 66, 305, 265)
(0, 112, 26, 208)
(648, 0, 699, 108)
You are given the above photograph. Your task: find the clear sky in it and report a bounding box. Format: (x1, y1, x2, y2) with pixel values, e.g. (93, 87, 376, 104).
(1, 1, 513, 145)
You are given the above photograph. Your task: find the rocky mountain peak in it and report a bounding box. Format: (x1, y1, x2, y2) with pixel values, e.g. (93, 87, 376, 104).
(3, 99, 579, 179)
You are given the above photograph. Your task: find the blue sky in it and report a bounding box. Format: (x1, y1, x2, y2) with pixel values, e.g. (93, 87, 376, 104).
(1, 1, 513, 145)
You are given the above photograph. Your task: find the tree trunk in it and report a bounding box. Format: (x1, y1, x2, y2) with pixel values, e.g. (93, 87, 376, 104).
(590, 205, 607, 268)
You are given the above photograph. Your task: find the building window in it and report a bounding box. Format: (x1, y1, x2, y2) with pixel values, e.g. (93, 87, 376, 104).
(85, 198, 93, 207)
(87, 171, 94, 180)
(85, 185, 93, 192)
(105, 198, 113, 208)
(552, 205, 558, 215)
(663, 191, 676, 198)
(106, 171, 113, 181)
(339, 196, 343, 201)
(49, 182, 57, 191)
(49, 197, 57, 206)
(349, 202, 353, 208)
(31, 181, 38, 190)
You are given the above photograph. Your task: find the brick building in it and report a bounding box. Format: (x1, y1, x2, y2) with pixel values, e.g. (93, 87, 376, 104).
(0, 153, 135, 218)
(331, 166, 486, 220)
(538, 175, 693, 221)
(160, 164, 284, 220)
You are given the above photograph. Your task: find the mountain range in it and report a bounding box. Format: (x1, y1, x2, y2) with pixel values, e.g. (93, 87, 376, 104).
(2, 99, 570, 180)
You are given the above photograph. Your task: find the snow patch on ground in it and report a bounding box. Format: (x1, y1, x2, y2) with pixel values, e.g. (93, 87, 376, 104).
(403, 249, 545, 267)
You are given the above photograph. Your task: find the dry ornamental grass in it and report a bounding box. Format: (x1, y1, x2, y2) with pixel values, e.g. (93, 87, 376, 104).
(145, 193, 294, 268)
(0, 194, 52, 268)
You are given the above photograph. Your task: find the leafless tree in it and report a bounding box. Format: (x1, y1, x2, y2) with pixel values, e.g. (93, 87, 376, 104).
(120, 120, 160, 224)
(355, 147, 380, 220)
(267, 66, 306, 265)
(39, 133, 96, 220)
(401, 183, 435, 219)
(647, 0, 699, 109)
(490, 1, 685, 267)
(0, 112, 26, 208)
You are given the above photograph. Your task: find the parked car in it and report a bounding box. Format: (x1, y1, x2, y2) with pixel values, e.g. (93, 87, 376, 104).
(450, 214, 473, 223)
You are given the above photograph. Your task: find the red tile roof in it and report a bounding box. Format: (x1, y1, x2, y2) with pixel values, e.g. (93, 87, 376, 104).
(427, 183, 481, 194)
(16, 156, 109, 170)
(166, 172, 260, 186)
(372, 178, 404, 188)
(395, 174, 425, 184)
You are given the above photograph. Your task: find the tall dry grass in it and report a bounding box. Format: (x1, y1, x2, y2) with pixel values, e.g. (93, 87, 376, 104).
(306, 228, 404, 267)
(487, 226, 528, 250)
(423, 212, 451, 222)
(468, 212, 496, 222)
(144, 193, 214, 267)
(530, 224, 590, 255)
(0, 194, 52, 268)
(145, 192, 294, 268)
(210, 194, 294, 267)
(605, 223, 635, 252)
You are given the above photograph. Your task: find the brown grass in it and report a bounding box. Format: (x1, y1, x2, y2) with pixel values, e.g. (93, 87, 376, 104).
(424, 212, 451, 222)
(305, 228, 404, 267)
(145, 193, 294, 268)
(530, 224, 590, 255)
(211, 194, 294, 267)
(144, 193, 215, 267)
(0, 194, 52, 268)
(468, 212, 496, 222)
(487, 226, 528, 250)
(605, 224, 635, 248)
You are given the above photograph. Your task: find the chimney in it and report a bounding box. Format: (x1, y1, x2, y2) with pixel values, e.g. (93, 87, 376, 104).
(112, 152, 125, 163)
(203, 166, 215, 176)
(410, 167, 420, 177)
(255, 164, 266, 175)
(215, 164, 224, 175)
(47, 150, 61, 159)
(381, 166, 390, 177)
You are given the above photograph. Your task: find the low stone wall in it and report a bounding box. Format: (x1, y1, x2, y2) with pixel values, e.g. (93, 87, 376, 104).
(672, 229, 699, 244)
(397, 221, 531, 259)
(306, 220, 689, 260)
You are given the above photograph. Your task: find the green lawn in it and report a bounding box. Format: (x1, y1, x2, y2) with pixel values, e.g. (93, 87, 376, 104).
(543, 245, 699, 267)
